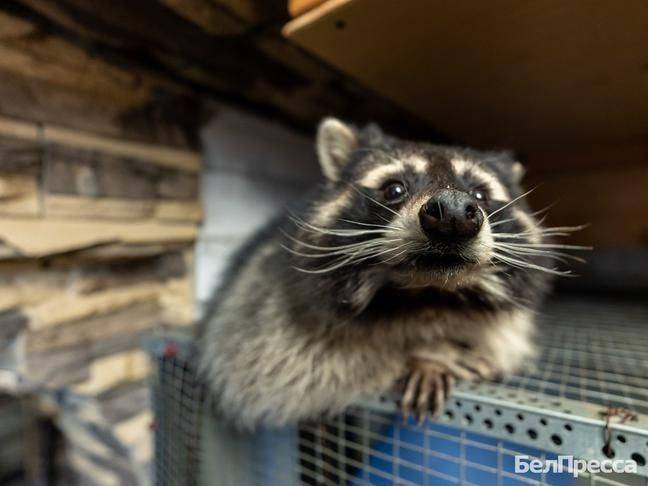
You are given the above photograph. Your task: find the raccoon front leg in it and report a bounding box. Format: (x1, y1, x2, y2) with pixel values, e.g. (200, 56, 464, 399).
(411, 345, 500, 382)
(399, 346, 499, 421)
(399, 358, 455, 422)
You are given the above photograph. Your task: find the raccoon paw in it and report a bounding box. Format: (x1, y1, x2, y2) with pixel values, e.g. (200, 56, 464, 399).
(444, 354, 500, 382)
(399, 359, 455, 424)
(411, 349, 501, 382)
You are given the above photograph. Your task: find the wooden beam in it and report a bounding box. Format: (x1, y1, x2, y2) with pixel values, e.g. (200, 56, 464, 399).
(0, 217, 197, 257)
(285, 0, 648, 152)
(44, 127, 201, 173)
(0, 0, 437, 141)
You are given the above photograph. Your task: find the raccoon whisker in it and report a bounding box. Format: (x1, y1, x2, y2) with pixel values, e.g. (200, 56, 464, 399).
(281, 231, 395, 252)
(289, 216, 394, 237)
(348, 183, 400, 217)
(493, 242, 588, 260)
(281, 238, 400, 259)
(379, 247, 417, 264)
(281, 244, 366, 259)
(375, 242, 424, 264)
(352, 242, 415, 265)
(292, 241, 410, 274)
(337, 218, 402, 231)
(494, 241, 592, 251)
(488, 217, 516, 227)
(486, 187, 536, 221)
(492, 224, 590, 239)
(493, 239, 590, 262)
(292, 255, 358, 274)
(492, 244, 581, 265)
(493, 232, 573, 239)
(286, 211, 379, 236)
(286, 235, 400, 254)
(492, 252, 575, 277)
(489, 208, 546, 227)
(510, 224, 589, 234)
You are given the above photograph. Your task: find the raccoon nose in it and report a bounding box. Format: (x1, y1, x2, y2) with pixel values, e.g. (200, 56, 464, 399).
(419, 190, 483, 241)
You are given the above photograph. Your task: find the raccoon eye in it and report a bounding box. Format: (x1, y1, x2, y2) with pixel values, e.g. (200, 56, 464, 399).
(382, 181, 407, 203)
(471, 187, 489, 203)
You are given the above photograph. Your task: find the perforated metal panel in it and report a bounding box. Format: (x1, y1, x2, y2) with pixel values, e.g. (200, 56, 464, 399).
(147, 296, 648, 485)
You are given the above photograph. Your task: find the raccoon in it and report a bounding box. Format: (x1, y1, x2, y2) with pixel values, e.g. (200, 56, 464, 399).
(198, 118, 579, 429)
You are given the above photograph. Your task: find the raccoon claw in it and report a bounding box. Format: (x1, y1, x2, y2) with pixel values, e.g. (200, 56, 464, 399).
(451, 355, 498, 381)
(400, 361, 454, 423)
(418, 354, 498, 382)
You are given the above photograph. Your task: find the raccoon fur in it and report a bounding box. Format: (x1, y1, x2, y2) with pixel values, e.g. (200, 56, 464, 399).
(198, 118, 573, 430)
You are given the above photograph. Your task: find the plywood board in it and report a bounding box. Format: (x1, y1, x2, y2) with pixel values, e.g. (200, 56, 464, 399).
(26, 300, 162, 353)
(72, 351, 151, 396)
(44, 125, 201, 173)
(0, 217, 197, 257)
(44, 195, 202, 222)
(285, 0, 648, 152)
(0, 174, 40, 216)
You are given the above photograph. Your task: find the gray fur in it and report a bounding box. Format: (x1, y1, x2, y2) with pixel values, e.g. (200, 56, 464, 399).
(198, 119, 562, 429)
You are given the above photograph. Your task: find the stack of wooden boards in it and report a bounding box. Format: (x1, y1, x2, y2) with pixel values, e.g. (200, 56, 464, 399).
(0, 115, 201, 482)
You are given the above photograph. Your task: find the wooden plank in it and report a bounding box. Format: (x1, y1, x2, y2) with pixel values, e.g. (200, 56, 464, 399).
(156, 171, 199, 200)
(45, 195, 156, 220)
(0, 68, 199, 148)
(154, 200, 203, 221)
(72, 350, 150, 396)
(284, 0, 648, 152)
(45, 146, 199, 198)
(0, 264, 69, 313)
(0, 11, 202, 148)
(0, 217, 197, 257)
(0, 1, 435, 142)
(0, 134, 42, 216)
(26, 283, 166, 331)
(51, 243, 189, 262)
(25, 345, 92, 388)
(0, 173, 40, 216)
(44, 126, 201, 173)
(98, 381, 150, 424)
(113, 410, 153, 464)
(44, 195, 202, 222)
(0, 247, 189, 315)
(26, 300, 162, 353)
(0, 116, 39, 141)
(288, 0, 328, 17)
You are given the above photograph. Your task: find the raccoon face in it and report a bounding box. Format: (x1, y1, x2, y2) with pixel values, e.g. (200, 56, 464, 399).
(286, 118, 580, 313)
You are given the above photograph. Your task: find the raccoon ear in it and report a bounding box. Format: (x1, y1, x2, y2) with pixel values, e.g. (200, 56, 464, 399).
(317, 118, 358, 181)
(511, 161, 526, 182)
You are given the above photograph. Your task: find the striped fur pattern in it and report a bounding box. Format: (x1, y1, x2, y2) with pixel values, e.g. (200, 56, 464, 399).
(199, 118, 582, 429)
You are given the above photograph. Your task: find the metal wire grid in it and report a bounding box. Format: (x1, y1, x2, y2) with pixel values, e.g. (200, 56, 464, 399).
(292, 408, 642, 486)
(150, 339, 205, 486)
(503, 298, 648, 415)
(146, 296, 648, 485)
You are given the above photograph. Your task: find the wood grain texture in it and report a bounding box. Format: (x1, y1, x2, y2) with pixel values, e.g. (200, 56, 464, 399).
(285, 0, 648, 152)
(0, 134, 42, 216)
(26, 300, 163, 353)
(0, 217, 197, 257)
(0, 0, 436, 142)
(0, 9, 203, 147)
(288, 0, 328, 17)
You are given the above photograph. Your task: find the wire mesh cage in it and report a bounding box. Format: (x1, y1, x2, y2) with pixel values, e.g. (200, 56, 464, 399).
(146, 296, 648, 485)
